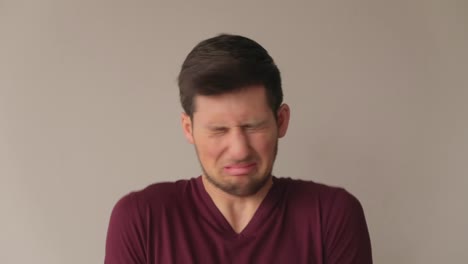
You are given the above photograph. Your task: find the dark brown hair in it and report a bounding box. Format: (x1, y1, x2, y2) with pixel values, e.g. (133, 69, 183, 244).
(178, 34, 283, 118)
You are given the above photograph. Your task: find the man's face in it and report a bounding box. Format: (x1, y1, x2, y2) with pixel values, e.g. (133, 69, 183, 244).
(182, 85, 290, 197)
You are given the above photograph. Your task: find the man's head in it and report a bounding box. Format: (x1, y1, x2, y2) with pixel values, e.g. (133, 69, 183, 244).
(178, 34, 290, 197)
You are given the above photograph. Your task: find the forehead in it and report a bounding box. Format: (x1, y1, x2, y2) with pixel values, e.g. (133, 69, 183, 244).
(192, 85, 272, 124)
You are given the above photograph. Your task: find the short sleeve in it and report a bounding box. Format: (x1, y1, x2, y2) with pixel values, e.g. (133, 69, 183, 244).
(322, 189, 373, 264)
(104, 192, 148, 264)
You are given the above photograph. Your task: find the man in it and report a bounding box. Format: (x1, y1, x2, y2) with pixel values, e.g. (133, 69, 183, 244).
(105, 34, 372, 263)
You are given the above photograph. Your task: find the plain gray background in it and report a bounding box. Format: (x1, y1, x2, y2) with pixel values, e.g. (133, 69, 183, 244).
(1, 0, 467, 263)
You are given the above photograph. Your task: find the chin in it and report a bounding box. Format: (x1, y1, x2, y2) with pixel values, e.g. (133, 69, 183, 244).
(211, 173, 272, 197)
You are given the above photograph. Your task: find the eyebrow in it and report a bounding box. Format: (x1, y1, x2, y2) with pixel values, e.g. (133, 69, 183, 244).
(241, 120, 268, 127)
(205, 120, 268, 129)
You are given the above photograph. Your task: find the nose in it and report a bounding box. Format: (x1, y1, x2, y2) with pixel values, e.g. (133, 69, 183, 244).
(228, 128, 251, 161)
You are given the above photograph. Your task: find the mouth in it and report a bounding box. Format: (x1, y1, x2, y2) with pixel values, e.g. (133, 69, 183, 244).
(224, 162, 257, 176)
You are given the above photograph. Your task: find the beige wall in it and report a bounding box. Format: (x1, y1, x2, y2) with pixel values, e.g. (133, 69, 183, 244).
(1, 1, 467, 263)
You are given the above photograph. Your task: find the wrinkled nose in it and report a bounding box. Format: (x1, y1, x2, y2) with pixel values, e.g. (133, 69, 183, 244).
(228, 129, 251, 161)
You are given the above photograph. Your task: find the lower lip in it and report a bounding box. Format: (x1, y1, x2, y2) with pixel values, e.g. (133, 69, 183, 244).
(224, 163, 257, 176)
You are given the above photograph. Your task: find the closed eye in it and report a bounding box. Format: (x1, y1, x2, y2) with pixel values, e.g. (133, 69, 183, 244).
(242, 121, 267, 131)
(211, 127, 228, 134)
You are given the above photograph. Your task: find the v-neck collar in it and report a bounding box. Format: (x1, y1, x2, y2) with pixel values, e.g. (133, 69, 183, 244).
(193, 175, 284, 239)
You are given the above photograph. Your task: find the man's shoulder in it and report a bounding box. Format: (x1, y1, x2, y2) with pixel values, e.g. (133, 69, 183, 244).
(111, 178, 195, 215)
(138, 178, 192, 200)
(278, 177, 347, 195)
(277, 177, 362, 208)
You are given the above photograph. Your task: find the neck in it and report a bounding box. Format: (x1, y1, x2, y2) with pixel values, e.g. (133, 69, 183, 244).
(202, 176, 273, 234)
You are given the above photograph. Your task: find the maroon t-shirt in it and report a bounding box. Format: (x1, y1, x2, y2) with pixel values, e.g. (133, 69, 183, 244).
(105, 176, 372, 263)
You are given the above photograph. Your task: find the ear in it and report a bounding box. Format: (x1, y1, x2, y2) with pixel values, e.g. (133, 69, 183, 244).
(181, 112, 194, 144)
(277, 104, 290, 138)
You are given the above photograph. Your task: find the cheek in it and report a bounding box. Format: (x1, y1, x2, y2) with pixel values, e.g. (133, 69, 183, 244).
(195, 137, 225, 164)
(250, 133, 277, 158)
